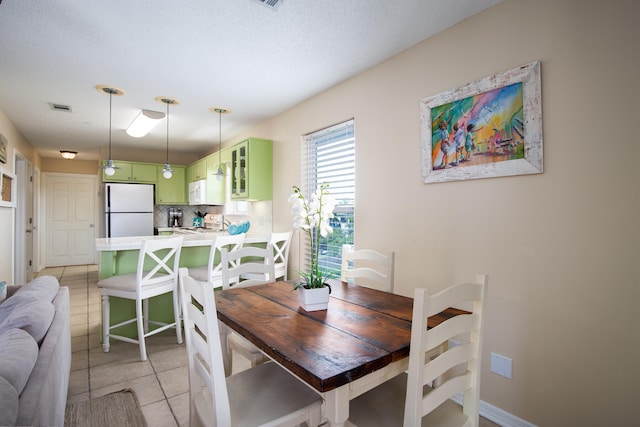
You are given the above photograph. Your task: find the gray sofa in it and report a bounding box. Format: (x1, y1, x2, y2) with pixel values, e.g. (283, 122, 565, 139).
(0, 276, 71, 426)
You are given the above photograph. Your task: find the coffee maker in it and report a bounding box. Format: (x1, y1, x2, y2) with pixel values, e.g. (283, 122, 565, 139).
(168, 207, 182, 228)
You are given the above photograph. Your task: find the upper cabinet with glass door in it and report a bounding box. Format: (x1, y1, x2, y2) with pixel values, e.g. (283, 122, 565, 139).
(230, 138, 272, 200)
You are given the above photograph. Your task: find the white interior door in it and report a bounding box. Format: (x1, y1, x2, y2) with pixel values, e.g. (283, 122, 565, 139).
(44, 173, 97, 267)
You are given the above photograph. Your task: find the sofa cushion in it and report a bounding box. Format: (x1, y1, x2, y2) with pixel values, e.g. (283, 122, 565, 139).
(0, 328, 39, 395)
(14, 275, 59, 302)
(0, 296, 55, 344)
(0, 376, 19, 427)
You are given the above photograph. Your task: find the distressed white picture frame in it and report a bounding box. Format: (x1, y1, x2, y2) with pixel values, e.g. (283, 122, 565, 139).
(421, 61, 543, 184)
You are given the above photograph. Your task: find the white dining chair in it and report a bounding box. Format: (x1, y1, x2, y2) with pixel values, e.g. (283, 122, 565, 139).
(97, 236, 184, 361)
(240, 232, 292, 282)
(341, 244, 395, 292)
(178, 268, 322, 427)
(270, 231, 293, 280)
(349, 274, 488, 427)
(220, 245, 275, 374)
(188, 234, 245, 288)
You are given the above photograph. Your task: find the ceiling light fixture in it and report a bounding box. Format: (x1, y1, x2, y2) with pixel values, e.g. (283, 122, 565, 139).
(96, 85, 125, 176)
(209, 107, 231, 181)
(156, 96, 179, 179)
(60, 150, 77, 160)
(125, 109, 165, 137)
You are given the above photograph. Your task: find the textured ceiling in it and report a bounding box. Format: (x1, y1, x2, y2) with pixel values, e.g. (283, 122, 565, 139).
(0, 0, 501, 160)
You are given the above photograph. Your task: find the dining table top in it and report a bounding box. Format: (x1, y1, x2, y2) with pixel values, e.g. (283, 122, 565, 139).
(214, 279, 467, 393)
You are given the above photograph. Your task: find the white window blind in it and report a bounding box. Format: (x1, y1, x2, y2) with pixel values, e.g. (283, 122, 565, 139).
(301, 119, 355, 277)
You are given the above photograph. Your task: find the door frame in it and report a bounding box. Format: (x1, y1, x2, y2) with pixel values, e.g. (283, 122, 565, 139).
(13, 149, 34, 284)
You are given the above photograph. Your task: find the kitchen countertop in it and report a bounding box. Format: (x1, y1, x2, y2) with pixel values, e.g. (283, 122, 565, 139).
(96, 231, 268, 251)
(155, 227, 218, 233)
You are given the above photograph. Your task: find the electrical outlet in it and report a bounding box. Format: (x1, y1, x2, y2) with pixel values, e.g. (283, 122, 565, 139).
(490, 352, 512, 379)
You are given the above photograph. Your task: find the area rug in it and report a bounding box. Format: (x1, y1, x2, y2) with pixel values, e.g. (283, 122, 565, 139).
(64, 388, 147, 427)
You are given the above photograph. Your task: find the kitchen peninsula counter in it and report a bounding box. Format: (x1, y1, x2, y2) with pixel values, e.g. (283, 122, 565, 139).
(95, 231, 270, 338)
(96, 231, 268, 252)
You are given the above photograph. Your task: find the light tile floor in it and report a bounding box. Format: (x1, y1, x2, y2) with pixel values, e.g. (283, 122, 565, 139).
(40, 264, 500, 427)
(40, 264, 251, 427)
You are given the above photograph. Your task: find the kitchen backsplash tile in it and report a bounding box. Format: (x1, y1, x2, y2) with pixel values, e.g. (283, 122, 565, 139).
(154, 201, 272, 234)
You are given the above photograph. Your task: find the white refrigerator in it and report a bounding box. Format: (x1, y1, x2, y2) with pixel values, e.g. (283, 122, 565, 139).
(105, 183, 155, 238)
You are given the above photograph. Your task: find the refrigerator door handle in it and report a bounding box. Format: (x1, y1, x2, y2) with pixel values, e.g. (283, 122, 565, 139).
(106, 185, 111, 213)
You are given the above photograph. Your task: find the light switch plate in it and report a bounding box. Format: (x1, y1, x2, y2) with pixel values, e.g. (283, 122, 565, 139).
(490, 352, 512, 379)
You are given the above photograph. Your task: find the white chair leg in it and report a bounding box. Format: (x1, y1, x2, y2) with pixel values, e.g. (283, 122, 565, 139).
(228, 344, 234, 375)
(137, 299, 147, 361)
(143, 298, 149, 334)
(102, 293, 110, 353)
(173, 289, 183, 344)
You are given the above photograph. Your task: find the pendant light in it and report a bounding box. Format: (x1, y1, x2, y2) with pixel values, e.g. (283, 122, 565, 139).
(156, 96, 179, 179)
(96, 85, 125, 176)
(209, 107, 231, 181)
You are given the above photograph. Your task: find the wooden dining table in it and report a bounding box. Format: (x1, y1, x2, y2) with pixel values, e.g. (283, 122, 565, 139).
(214, 279, 467, 426)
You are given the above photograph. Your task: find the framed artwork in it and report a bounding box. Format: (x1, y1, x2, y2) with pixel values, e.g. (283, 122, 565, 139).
(0, 167, 16, 208)
(0, 133, 7, 164)
(420, 61, 542, 184)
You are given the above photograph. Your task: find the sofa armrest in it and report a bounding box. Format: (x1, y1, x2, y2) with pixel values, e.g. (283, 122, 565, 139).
(15, 287, 71, 427)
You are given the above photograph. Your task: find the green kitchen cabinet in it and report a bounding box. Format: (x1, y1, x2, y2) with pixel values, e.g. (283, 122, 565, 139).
(205, 155, 226, 205)
(187, 158, 207, 182)
(102, 161, 157, 183)
(230, 138, 272, 200)
(156, 165, 187, 205)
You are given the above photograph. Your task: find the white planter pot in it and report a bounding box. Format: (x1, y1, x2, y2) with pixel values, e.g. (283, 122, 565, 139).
(298, 286, 330, 311)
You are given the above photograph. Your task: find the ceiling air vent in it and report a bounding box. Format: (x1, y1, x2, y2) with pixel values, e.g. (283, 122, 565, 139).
(250, 0, 282, 10)
(49, 102, 73, 113)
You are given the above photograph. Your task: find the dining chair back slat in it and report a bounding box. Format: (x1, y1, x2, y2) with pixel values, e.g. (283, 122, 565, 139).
(341, 244, 395, 292)
(220, 244, 275, 289)
(178, 268, 322, 427)
(220, 245, 275, 373)
(349, 274, 488, 427)
(187, 234, 245, 287)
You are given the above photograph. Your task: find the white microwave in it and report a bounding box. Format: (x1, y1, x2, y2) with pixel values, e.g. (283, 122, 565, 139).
(188, 179, 207, 205)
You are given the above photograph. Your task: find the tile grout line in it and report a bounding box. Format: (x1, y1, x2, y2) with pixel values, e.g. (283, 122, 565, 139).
(84, 265, 93, 398)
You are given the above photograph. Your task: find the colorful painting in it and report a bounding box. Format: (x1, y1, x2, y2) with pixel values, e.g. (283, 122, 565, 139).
(421, 61, 543, 183)
(0, 133, 7, 164)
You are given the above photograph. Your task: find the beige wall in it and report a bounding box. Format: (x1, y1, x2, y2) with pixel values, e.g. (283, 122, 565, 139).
(41, 157, 99, 175)
(0, 0, 637, 423)
(226, 1, 639, 424)
(0, 111, 41, 283)
(98, 145, 200, 166)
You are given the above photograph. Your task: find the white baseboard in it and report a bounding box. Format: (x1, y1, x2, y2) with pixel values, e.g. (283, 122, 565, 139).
(451, 394, 537, 427)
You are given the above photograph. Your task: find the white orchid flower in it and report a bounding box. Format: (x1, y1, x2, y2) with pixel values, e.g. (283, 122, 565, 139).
(289, 183, 337, 288)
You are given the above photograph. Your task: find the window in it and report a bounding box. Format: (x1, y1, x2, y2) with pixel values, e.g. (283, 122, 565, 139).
(302, 119, 355, 278)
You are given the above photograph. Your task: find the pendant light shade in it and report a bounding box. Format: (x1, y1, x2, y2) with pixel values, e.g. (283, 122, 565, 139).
(209, 107, 231, 181)
(96, 85, 125, 176)
(156, 96, 179, 180)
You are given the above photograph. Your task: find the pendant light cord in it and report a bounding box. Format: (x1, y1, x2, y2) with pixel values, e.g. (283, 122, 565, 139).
(218, 110, 222, 163)
(108, 91, 113, 159)
(165, 101, 170, 164)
